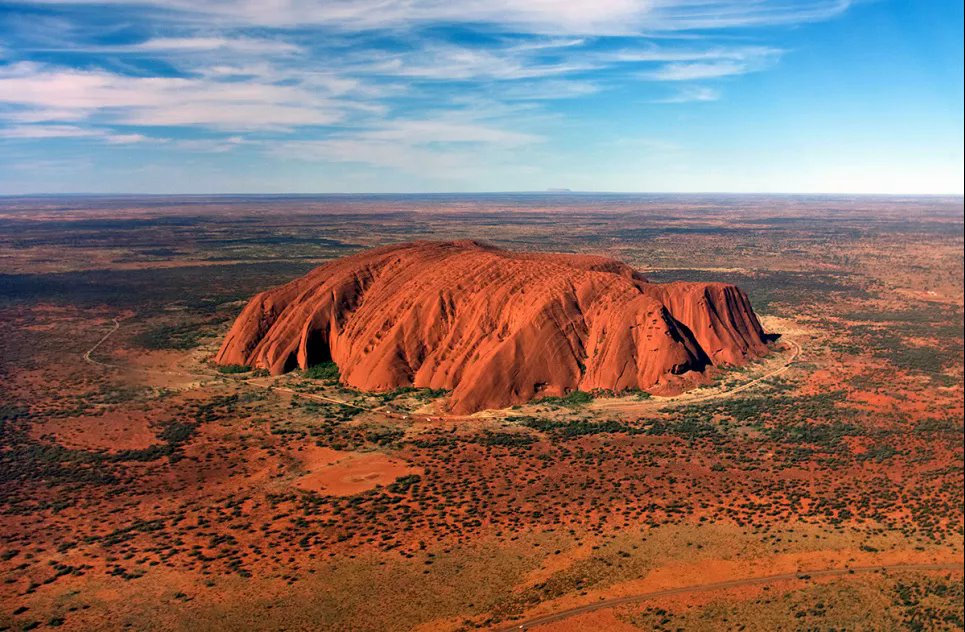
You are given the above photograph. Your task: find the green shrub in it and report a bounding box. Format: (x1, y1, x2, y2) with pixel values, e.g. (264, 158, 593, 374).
(535, 390, 593, 407)
(387, 474, 421, 494)
(303, 362, 340, 381)
(133, 323, 202, 350)
(515, 416, 636, 438)
(216, 364, 251, 374)
(477, 432, 536, 447)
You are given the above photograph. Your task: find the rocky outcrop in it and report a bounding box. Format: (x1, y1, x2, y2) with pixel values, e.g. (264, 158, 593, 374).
(216, 241, 769, 413)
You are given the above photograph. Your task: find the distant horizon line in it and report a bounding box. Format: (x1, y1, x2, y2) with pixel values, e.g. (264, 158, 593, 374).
(2, 191, 963, 198)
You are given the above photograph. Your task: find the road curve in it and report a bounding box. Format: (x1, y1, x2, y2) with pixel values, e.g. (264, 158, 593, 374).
(498, 562, 963, 631)
(680, 336, 802, 404)
(229, 337, 803, 422)
(590, 335, 802, 416)
(266, 385, 410, 420)
(82, 316, 123, 368)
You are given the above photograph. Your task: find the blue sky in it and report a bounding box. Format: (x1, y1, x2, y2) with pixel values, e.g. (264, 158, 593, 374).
(0, 0, 962, 194)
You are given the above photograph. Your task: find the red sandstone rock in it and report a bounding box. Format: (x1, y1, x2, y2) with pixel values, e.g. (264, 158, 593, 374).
(216, 241, 769, 413)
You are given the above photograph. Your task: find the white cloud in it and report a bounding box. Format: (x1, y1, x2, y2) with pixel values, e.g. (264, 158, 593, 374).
(348, 37, 601, 81)
(272, 137, 532, 183)
(0, 124, 98, 139)
(22, 0, 853, 34)
(360, 47, 596, 81)
(273, 117, 542, 178)
(173, 136, 250, 152)
(644, 60, 764, 81)
(355, 120, 541, 145)
(0, 123, 150, 143)
(601, 45, 783, 64)
(25, 36, 303, 56)
(1, 0, 861, 183)
(131, 36, 301, 55)
(498, 80, 601, 100)
(0, 2, 843, 139)
(653, 86, 721, 103)
(0, 62, 351, 131)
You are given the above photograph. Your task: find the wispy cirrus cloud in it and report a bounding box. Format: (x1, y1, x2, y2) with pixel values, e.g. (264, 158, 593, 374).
(18, 0, 852, 33)
(653, 85, 722, 103)
(600, 44, 783, 64)
(131, 36, 302, 55)
(21, 36, 304, 55)
(0, 123, 148, 143)
(352, 120, 541, 145)
(273, 137, 527, 180)
(0, 0, 858, 183)
(271, 116, 545, 182)
(645, 60, 767, 81)
(0, 62, 356, 130)
(357, 44, 598, 81)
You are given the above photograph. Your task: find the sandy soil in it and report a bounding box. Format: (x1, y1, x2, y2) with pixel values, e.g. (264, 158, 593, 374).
(292, 445, 423, 496)
(28, 410, 160, 452)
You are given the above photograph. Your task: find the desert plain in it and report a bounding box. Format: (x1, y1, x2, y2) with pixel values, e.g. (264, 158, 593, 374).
(0, 193, 962, 631)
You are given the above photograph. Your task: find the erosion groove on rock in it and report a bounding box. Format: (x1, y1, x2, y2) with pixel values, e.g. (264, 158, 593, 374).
(216, 241, 769, 413)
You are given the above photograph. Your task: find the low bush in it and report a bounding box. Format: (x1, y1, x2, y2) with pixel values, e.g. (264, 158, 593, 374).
(303, 362, 340, 381)
(216, 364, 251, 374)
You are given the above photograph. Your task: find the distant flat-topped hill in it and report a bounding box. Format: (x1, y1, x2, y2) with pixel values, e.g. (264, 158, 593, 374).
(216, 241, 769, 413)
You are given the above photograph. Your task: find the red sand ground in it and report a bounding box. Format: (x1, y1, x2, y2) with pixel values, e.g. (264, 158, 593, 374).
(293, 445, 423, 496)
(28, 410, 159, 452)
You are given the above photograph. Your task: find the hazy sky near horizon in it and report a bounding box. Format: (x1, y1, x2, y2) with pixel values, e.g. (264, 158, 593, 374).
(0, 0, 962, 194)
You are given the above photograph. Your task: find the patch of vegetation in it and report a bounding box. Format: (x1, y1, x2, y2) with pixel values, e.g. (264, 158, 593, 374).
(534, 390, 594, 407)
(0, 395, 241, 499)
(476, 431, 537, 447)
(158, 421, 196, 445)
(668, 390, 855, 427)
(132, 322, 203, 350)
(856, 444, 899, 463)
(641, 417, 722, 441)
(514, 416, 636, 438)
(296, 399, 360, 423)
(765, 420, 862, 448)
(892, 576, 965, 630)
(370, 386, 449, 403)
(217, 364, 251, 374)
(625, 574, 964, 632)
(913, 418, 964, 435)
(845, 312, 964, 378)
(364, 427, 405, 446)
(303, 362, 340, 381)
(387, 474, 421, 494)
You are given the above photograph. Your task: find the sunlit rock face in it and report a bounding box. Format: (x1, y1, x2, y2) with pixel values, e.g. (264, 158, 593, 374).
(216, 241, 769, 413)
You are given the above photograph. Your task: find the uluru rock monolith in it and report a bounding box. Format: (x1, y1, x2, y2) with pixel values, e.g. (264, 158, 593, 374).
(216, 241, 769, 413)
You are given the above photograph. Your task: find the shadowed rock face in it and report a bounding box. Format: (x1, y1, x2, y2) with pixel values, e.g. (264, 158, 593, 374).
(216, 241, 769, 413)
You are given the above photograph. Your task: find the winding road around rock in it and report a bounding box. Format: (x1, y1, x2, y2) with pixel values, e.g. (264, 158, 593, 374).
(665, 336, 802, 405)
(266, 335, 801, 422)
(498, 562, 964, 631)
(587, 336, 802, 416)
(82, 314, 802, 418)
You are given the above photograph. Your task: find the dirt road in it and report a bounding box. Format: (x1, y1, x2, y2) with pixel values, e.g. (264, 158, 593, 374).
(82, 316, 123, 368)
(589, 336, 802, 417)
(263, 384, 411, 420)
(499, 561, 964, 630)
(95, 315, 801, 421)
(676, 336, 802, 404)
